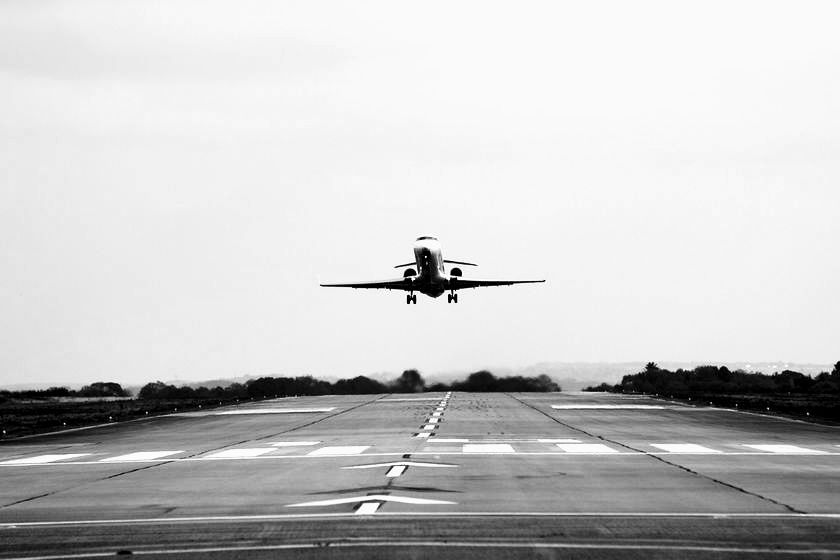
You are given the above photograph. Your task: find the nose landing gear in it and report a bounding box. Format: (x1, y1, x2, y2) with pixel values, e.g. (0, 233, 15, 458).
(406, 293, 417, 304)
(447, 292, 458, 304)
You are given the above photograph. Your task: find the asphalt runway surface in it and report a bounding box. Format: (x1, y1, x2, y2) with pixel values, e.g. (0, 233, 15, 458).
(1, 391, 839, 559)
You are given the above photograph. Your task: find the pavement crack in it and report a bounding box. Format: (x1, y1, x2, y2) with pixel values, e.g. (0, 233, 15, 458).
(506, 393, 806, 514)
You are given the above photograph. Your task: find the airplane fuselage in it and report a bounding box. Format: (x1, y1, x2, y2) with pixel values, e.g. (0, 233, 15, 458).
(411, 236, 449, 297)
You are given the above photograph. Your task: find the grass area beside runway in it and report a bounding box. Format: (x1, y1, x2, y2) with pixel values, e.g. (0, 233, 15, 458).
(0, 397, 240, 438)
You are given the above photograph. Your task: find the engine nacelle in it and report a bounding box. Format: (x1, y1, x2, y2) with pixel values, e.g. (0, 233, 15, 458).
(449, 267, 463, 277)
(403, 268, 417, 277)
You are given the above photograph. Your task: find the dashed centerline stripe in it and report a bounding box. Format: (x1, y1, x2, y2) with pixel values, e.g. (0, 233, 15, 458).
(386, 465, 407, 477)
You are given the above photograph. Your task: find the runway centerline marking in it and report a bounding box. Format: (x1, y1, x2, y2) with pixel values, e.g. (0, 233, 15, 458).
(100, 451, 183, 462)
(204, 448, 274, 459)
(268, 441, 321, 447)
(355, 501, 381, 514)
(214, 407, 336, 415)
(651, 444, 721, 454)
(463, 444, 514, 453)
(744, 444, 826, 454)
(307, 446, 369, 456)
(556, 443, 618, 454)
(0, 453, 90, 465)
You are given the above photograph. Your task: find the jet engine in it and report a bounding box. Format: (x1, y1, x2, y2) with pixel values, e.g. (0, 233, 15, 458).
(403, 268, 417, 277)
(449, 267, 463, 277)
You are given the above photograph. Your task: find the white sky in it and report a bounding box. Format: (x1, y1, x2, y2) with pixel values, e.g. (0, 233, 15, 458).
(1, 0, 838, 386)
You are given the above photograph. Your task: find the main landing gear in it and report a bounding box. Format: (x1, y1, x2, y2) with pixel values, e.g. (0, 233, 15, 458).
(406, 293, 417, 304)
(447, 292, 458, 304)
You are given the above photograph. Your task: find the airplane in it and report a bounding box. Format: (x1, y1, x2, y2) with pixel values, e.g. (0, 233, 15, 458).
(320, 236, 545, 304)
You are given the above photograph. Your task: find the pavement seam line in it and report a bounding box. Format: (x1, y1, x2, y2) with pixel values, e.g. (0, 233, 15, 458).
(506, 393, 806, 514)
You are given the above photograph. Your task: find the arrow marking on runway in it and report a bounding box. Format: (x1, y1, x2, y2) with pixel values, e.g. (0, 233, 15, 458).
(342, 461, 458, 470)
(287, 495, 456, 508)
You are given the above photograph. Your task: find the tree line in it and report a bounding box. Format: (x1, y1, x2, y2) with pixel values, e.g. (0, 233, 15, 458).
(137, 369, 561, 400)
(2, 370, 560, 403)
(1, 382, 130, 400)
(585, 361, 840, 395)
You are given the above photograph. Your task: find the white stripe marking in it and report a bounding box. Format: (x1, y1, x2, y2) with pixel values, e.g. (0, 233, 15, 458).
(288, 494, 455, 507)
(414, 432, 431, 438)
(308, 446, 369, 456)
(552, 405, 664, 410)
(269, 441, 321, 447)
(428, 438, 469, 443)
(463, 444, 514, 453)
(355, 501, 381, 515)
(651, 444, 721, 454)
(0, 453, 89, 465)
(537, 439, 581, 443)
(205, 448, 274, 459)
(427, 418, 439, 423)
(744, 444, 826, 454)
(422, 424, 437, 430)
(431, 412, 442, 417)
(215, 408, 335, 415)
(386, 465, 407, 477)
(556, 443, 618, 454)
(100, 451, 182, 462)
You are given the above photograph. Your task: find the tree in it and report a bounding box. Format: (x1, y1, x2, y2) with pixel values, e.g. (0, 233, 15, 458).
(390, 369, 426, 393)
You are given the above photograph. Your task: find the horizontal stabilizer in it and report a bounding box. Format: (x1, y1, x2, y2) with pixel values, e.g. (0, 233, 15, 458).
(393, 262, 416, 269)
(444, 259, 477, 266)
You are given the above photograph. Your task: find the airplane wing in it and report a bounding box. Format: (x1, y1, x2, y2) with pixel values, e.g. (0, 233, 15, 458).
(449, 278, 545, 290)
(320, 278, 414, 291)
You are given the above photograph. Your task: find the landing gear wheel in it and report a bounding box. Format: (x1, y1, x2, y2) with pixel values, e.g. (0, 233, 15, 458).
(448, 293, 458, 304)
(407, 294, 417, 304)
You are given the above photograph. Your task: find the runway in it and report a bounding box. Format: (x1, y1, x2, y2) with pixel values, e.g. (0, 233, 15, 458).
(1, 391, 838, 558)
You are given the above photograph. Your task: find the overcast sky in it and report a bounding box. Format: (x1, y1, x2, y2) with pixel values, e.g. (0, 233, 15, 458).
(1, 0, 838, 386)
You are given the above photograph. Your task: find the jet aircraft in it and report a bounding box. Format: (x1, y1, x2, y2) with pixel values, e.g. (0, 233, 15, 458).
(320, 236, 545, 303)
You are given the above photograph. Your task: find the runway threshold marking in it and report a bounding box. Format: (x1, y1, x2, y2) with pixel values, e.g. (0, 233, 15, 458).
(555, 443, 618, 454)
(99, 451, 183, 462)
(651, 444, 721, 454)
(744, 444, 827, 454)
(0, 453, 90, 465)
(204, 448, 274, 459)
(307, 446, 369, 456)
